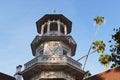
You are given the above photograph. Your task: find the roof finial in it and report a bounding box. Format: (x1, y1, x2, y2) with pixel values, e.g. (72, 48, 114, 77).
(53, 9, 56, 14)
(14, 65, 23, 80)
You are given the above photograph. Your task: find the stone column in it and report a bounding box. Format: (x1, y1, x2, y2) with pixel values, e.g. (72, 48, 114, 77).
(41, 25, 44, 35)
(64, 25, 67, 35)
(57, 20, 60, 35)
(47, 21, 50, 35)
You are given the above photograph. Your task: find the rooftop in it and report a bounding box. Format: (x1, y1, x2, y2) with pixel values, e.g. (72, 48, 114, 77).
(85, 66, 120, 80)
(0, 72, 15, 80)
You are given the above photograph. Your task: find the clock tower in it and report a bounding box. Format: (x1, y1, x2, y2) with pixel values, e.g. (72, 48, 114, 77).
(22, 14, 84, 80)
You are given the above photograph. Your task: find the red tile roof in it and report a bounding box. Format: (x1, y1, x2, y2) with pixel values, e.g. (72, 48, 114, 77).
(0, 72, 15, 80)
(85, 66, 120, 80)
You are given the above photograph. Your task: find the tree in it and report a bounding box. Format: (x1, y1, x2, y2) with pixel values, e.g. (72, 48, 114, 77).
(77, 40, 106, 61)
(109, 28, 120, 68)
(99, 53, 111, 68)
(93, 40, 106, 53)
(94, 16, 105, 26)
(96, 28, 120, 69)
(92, 40, 111, 68)
(78, 16, 105, 70)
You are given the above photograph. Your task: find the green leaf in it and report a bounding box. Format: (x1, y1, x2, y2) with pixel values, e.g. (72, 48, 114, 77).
(93, 40, 106, 53)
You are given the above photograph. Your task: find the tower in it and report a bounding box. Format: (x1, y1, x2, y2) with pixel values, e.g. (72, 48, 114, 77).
(22, 14, 84, 80)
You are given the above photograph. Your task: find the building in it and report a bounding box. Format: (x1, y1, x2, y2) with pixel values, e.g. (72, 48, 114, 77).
(21, 14, 84, 80)
(0, 72, 15, 80)
(2, 13, 120, 80)
(85, 66, 120, 80)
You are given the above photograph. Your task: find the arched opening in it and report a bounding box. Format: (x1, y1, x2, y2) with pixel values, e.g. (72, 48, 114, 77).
(43, 24, 47, 34)
(63, 50, 67, 56)
(39, 49, 43, 56)
(50, 22, 58, 31)
(60, 24, 64, 34)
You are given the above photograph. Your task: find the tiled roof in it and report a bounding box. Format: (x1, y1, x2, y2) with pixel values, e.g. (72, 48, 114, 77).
(0, 72, 15, 80)
(85, 66, 120, 80)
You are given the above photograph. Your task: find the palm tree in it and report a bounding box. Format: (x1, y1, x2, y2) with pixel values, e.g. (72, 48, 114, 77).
(94, 16, 105, 26)
(81, 16, 105, 70)
(93, 40, 106, 53)
(99, 53, 111, 68)
(77, 40, 106, 60)
(93, 16, 105, 40)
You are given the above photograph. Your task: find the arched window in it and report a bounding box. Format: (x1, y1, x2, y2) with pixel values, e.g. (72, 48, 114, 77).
(63, 50, 67, 56)
(50, 22, 58, 31)
(43, 24, 47, 34)
(60, 24, 64, 34)
(39, 49, 43, 56)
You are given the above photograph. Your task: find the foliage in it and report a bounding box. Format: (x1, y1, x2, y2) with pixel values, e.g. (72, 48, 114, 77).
(109, 28, 120, 68)
(99, 53, 111, 68)
(93, 27, 120, 68)
(79, 16, 105, 70)
(92, 40, 111, 68)
(79, 16, 120, 70)
(94, 16, 105, 25)
(77, 16, 106, 70)
(84, 70, 92, 79)
(93, 40, 106, 53)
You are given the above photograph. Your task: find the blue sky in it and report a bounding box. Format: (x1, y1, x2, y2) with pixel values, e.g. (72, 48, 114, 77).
(0, 0, 120, 76)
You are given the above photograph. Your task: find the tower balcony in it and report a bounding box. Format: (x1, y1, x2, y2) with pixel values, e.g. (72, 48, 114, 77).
(22, 55, 84, 80)
(24, 55, 82, 70)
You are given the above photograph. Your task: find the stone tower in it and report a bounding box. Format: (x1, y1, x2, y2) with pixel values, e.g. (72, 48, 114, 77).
(22, 14, 84, 80)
